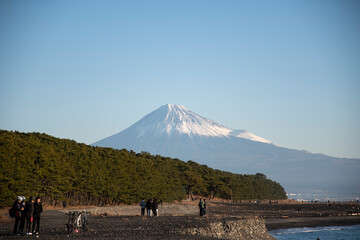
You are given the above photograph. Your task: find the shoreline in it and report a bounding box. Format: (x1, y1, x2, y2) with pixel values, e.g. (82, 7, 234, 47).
(1, 202, 360, 239)
(265, 215, 360, 231)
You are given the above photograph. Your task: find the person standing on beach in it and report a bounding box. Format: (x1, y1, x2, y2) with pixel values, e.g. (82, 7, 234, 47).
(32, 197, 43, 235)
(198, 198, 204, 216)
(12, 196, 23, 235)
(140, 199, 146, 216)
(19, 196, 26, 234)
(203, 199, 207, 217)
(24, 196, 34, 235)
(152, 198, 159, 216)
(146, 199, 152, 216)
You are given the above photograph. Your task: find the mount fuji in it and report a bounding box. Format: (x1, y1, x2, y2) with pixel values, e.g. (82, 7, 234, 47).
(93, 104, 360, 200)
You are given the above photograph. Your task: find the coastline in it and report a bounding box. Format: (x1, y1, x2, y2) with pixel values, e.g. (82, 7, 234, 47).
(1, 201, 359, 239)
(266, 215, 360, 231)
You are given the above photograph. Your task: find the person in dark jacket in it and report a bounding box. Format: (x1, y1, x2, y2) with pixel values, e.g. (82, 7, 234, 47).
(198, 198, 204, 217)
(19, 196, 26, 234)
(145, 199, 152, 216)
(152, 198, 159, 217)
(140, 199, 146, 216)
(62, 201, 67, 209)
(24, 196, 35, 235)
(12, 196, 23, 235)
(32, 197, 43, 234)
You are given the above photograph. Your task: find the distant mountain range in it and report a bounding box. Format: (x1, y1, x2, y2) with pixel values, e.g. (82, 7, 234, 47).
(93, 104, 360, 200)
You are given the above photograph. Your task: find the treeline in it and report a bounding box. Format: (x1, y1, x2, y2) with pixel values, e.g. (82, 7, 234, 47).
(0, 130, 286, 208)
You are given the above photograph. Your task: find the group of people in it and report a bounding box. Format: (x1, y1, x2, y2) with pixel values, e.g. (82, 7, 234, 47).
(140, 198, 160, 216)
(12, 195, 209, 235)
(12, 196, 43, 236)
(140, 198, 207, 217)
(198, 198, 207, 217)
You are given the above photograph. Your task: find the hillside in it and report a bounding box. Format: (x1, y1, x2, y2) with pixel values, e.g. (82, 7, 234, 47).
(0, 130, 286, 208)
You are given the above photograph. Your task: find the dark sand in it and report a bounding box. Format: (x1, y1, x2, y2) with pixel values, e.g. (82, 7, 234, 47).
(208, 201, 360, 230)
(1, 201, 359, 239)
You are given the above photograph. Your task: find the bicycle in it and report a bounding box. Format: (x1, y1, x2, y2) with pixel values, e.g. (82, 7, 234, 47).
(65, 211, 90, 234)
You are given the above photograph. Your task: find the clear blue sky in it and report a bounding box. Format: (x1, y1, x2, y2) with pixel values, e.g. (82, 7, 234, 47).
(1, 0, 359, 158)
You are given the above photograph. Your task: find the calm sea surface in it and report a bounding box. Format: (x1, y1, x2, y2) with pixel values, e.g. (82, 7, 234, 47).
(269, 224, 360, 240)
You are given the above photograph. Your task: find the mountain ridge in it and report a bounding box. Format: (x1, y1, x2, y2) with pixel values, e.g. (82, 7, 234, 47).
(93, 104, 360, 200)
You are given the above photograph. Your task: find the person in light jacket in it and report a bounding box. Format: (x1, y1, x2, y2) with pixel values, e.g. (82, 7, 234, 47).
(19, 196, 26, 234)
(203, 199, 207, 217)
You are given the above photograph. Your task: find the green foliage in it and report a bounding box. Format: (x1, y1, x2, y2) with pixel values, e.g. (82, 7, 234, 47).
(0, 130, 287, 208)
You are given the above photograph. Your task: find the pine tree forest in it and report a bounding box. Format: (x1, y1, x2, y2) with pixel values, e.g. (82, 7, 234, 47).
(0, 130, 287, 208)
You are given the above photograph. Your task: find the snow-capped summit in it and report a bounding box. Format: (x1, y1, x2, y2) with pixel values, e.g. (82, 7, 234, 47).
(121, 104, 271, 143)
(144, 104, 231, 137)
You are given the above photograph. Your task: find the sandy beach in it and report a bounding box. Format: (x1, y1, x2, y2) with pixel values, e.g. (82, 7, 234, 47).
(1, 201, 359, 239)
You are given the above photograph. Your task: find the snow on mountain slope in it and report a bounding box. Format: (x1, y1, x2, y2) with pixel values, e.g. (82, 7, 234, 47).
(229, 130, 272, 144)
(125, 104, 272, 144)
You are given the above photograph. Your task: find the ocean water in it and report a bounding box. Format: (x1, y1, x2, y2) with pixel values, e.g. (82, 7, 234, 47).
(269, 225, 360, 240)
